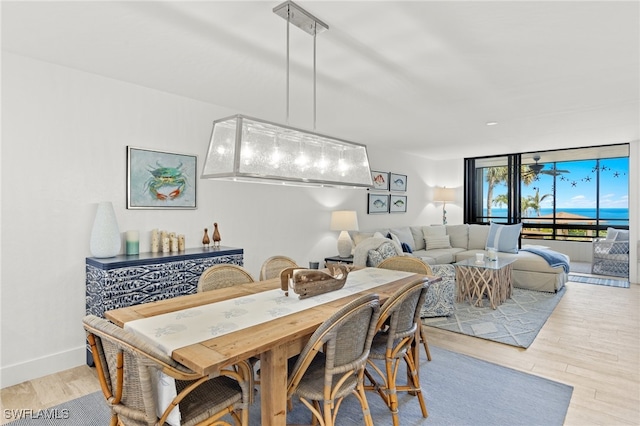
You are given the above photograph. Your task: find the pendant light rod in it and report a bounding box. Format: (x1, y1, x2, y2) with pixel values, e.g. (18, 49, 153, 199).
(275, 1, 328, 128)
(313, 23, 317, 130)
(286, 5, 290, 124)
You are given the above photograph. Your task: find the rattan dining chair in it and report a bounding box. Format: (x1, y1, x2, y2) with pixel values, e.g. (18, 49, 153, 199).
(83, 314, 252, 426)
(287, 293, 381, 426)
(259, 255, 299, 281)
(364, 278, 430, 426)
(376, 256, 433, 361)
(197, 264, 255, 293)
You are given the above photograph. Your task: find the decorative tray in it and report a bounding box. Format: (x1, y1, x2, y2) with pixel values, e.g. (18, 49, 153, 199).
(280, 264, 351, 299)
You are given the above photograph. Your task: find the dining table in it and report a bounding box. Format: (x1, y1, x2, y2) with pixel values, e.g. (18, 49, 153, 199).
(105, 266, 438, 426)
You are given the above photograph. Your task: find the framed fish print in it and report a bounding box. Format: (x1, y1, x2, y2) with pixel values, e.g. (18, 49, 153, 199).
(390, 173, 407, 192)
(371, 171, 390, 191)
(367, 193, 389, 214)
(127, 147, 197, 209)
(390, 195, 407, 213)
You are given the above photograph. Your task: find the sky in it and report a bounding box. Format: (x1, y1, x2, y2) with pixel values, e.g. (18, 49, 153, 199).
(487, 157, 629, 211)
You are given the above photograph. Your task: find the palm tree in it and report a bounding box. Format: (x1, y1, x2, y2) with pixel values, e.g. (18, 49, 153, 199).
(523, 188, 552, 217)
(490, 165, 544, 218)
(485, 167, 508, 219)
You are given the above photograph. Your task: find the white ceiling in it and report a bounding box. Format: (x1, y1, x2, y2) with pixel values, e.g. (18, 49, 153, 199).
(2, 1, 639, 160)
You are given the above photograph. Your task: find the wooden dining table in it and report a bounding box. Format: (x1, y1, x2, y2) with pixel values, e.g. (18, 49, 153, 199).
(105, 267, 437, 425)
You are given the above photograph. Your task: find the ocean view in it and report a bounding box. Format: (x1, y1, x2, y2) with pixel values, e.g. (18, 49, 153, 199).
(485, 208, 629, 226)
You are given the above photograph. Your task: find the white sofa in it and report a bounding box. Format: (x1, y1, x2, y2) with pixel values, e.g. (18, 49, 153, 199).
(352, 224, 569, 293)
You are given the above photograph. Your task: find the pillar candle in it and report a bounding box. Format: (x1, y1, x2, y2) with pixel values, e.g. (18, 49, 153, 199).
(151, 229, 159, 253)
(162, 237, 170, 253)
(170, 237, 179, 253)
(125, 230, 139, 255)
(178, 234, 185, 251)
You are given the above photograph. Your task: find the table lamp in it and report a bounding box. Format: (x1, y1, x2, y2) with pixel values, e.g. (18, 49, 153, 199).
(434, 187, 455, 225)
(330, 210, 359, 258)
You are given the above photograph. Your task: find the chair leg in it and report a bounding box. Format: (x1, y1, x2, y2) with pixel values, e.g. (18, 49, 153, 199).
(420, 326, 432, 361)
(404, 352, 428, 418)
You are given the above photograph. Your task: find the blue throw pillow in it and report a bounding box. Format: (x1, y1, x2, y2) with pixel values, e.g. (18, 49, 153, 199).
(401, 242, 413, 253)
(485, 223, 522, 254)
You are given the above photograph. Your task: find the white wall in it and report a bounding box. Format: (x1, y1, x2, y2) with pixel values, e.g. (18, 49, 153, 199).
(1, 52, 636, 389)
(0, 53, 458, 387)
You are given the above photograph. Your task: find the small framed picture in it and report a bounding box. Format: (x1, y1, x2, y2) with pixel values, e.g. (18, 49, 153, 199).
(390, 173, 407, 192)
(367, 193, 389, 214)
(127, 147, 197, 209)
(370, 171, 390, 191)
(390, 195, 407, 213)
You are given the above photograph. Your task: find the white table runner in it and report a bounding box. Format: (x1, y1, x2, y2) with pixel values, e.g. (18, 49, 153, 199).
(125, 267, 412, 355)
(123, 267, 412, 425)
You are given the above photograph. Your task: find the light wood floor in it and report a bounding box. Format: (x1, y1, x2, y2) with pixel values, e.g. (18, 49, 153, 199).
(1, 279, 638, 425)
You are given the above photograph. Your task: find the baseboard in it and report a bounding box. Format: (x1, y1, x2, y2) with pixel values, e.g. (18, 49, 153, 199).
(0, 345, 86, 389)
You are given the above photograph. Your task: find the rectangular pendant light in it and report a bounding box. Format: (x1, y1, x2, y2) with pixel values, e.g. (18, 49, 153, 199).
(201, 114, 373, 188)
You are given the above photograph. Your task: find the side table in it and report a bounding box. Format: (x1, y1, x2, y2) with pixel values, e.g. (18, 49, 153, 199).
(324, 255, 354, 267)
(454, 257, 516, 309)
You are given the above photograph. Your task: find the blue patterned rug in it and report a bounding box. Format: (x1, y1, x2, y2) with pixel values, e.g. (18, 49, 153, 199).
(422, 287, 566, 348)
(568, 273, 630, 288)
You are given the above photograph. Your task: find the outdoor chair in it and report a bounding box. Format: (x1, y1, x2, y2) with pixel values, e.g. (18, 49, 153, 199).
(376, 256, 434, 361)
(197, 264, 255, 292)
(259, 255, 299, 281)
(287, 293, 381, 426)
(83, 314, 251, 426)
(364, 278, 430, 425)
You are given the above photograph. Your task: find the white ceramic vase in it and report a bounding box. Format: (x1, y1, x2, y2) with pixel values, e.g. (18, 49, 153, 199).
(90, 202, 121, 258)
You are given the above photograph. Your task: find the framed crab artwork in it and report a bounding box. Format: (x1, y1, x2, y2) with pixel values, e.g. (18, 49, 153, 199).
(127, 147, 197, 209)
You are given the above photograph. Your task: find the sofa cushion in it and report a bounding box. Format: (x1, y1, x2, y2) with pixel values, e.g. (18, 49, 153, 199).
(389, 227, 415, 252)
(353, 232, 374, 246)
(468, 224, 490, 249)
(426, 235, 451, 250)
(410, 226, 426, 251)
(486, 222, 522, 254)
(614, 230, 629, 241)
(446, 224, 469, 249)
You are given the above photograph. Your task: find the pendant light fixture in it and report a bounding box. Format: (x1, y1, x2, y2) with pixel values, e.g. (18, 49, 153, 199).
(201, 1, 373, 188)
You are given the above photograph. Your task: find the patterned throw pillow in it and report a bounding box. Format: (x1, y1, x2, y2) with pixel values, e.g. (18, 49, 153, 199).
(367, 241, 398, 266)
(367, 249, 384, 267)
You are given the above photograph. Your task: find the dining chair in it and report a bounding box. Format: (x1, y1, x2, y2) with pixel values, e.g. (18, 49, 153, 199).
(197, 263, 255, 293)
(363, 278, 430, 425)
(376, 256, 433, 361)
(287, 293, 381, 426)
(83, 314, 252, 426)
(259, 255, 299, 281)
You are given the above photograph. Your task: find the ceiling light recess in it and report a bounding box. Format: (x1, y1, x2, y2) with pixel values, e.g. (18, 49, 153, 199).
(201, 1, 373, 188)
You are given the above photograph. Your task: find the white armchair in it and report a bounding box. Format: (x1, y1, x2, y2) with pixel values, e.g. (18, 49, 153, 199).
(592, 228, 629, 278)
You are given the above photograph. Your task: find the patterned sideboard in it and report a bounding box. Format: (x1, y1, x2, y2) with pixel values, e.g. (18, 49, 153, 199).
(85, 246, 243, 364)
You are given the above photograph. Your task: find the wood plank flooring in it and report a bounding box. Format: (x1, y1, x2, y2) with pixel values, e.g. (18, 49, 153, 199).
(1, 280, 638, 425)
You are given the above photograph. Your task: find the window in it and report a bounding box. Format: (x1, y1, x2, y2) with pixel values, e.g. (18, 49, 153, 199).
(464, 144, 629, 241)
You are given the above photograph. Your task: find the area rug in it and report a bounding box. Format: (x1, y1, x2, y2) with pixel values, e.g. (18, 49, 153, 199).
(6, 346, 573, 426)
(422, 287, 566, 348)
(568, 273, 630, 288)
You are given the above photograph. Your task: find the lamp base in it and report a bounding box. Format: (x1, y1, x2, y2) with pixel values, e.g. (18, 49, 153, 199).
(337, 231, 353, 258)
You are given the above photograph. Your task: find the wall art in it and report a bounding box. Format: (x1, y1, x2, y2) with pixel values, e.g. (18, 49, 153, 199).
(127, 146, 197, 209)
(370, 171, 390, 191)
(367, 193, 389, 214)
(390, 195, 407, 213)
(390, 173, 407, 192)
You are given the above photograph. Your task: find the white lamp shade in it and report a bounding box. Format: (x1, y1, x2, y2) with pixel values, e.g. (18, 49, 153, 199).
(330, 210, 359, 231)
(434, 187, 456, 202)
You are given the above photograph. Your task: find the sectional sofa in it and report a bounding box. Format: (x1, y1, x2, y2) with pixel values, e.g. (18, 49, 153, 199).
(352, 223, 569, 293)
